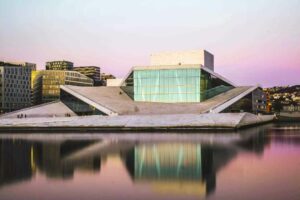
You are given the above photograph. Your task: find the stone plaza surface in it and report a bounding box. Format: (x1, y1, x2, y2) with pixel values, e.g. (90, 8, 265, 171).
(0, 113, 274, 132)
(0, 101, 76, 118)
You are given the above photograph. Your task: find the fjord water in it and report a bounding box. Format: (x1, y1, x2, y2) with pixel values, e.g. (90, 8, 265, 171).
(0, 123, 299, 200)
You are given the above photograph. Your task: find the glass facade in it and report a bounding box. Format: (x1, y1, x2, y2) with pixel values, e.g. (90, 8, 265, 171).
(60, 89, 105, 115)
(121, 72, 134, 99)
(31, 71, 42, 105)
(134, 68, 200, 102)
(133, 144, 202, 180)
(130, 67, 233, 103)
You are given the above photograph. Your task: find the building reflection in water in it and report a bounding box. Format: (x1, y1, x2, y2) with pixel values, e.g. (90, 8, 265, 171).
(123, 143, 216, 197)
(35, 141, 101, 179)
(0, 127, 272, 198)
(0, 140, 34, 187)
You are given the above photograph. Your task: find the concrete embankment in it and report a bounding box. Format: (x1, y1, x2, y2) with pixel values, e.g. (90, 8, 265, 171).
(0, 113, 274, 133)
(276, 112, 300, 122)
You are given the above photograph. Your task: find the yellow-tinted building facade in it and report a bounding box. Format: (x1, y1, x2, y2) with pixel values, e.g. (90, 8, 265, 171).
(31, 70, 93, 104)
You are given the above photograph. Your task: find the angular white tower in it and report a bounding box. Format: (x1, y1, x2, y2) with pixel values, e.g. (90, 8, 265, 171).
(150, 50, 214, 71)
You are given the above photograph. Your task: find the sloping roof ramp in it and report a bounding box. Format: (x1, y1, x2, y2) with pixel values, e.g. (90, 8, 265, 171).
(209, 85, 261, 113)
(60, 85, 119, 116)
(0, 101, 76, 118)
(60, 85, 257, 116)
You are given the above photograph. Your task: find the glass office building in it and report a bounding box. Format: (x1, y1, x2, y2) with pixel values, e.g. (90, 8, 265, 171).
(122, 65, 233, 103)
(31, 70, 93, 104)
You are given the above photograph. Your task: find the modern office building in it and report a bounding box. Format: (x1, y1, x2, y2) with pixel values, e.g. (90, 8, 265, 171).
(0, 61, 36, 113)
(46, 61, 73, 71)
(3, 50, 267, 117)
(73, 66, 101, 86)
(31, 70, 93, 104)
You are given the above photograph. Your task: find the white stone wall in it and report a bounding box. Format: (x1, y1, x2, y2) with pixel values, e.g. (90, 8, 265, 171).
(150, 50, 214, 71)
(106, 78, 123, 87)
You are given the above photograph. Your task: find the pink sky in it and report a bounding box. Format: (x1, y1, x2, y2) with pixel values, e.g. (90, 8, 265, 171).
(0, 0, 299, 87)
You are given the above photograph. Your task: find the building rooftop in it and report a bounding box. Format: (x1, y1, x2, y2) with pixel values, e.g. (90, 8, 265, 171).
(150, 49, 214, 70)
(61, 85, 258, 116)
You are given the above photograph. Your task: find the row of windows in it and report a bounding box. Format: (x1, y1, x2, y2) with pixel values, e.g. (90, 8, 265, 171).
(2, 69, 31, 78)
(42, 90, 60, 95)
(3, 88, 30, 93)
(4, 84, 30, 89)
(41, 77, 92, 83)
(2, 97, 30, 102)
(65, 81, 93, 86)
(4, 74, 30, 80)
(74, 68, 100, 73)
(4, 78, 30, 84)
(46, 62, 73, 70)
(42, 80, 65, 85)
(42, 85, 60, 89)
(65, 77, 93, 83)
(1, 103, 31, 108)
(2, 93, 30, 98)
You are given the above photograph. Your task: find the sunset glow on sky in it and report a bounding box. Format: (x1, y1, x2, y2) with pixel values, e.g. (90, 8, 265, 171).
(0, 0, 299, 87)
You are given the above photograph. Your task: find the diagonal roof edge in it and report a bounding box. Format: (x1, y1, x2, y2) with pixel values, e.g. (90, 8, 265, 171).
(60, 85, 119, 116)
(201, 66, 236, 87)
(120, 66, 134, 86)
(209, 85, 261, 113)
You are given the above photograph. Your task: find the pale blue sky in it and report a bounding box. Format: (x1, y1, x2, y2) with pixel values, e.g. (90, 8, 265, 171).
(1, 0, 300, 86)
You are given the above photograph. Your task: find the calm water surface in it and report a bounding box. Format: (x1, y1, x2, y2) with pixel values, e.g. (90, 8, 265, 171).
(0, 123, 300, 200)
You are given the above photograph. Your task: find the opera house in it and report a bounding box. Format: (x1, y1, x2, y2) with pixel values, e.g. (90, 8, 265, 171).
(0, 50, 273, 130)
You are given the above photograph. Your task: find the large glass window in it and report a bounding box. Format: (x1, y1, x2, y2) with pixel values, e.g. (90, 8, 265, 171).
(121, 67, 234, 103)
(199, 70, 233, 101)
(133, 68, 201, 103)
(60, 89, 105, 116)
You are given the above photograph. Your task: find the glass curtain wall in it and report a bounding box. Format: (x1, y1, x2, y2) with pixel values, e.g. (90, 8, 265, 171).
(132, 68, 233, 103)
(133, 144, 202, 180)
(60, 89, 105, 116)
(134, 68, 201, 102)
(200, 70, 233, 101)
(32, 71, 93, 104)
(121, 72, 134, 99)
